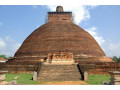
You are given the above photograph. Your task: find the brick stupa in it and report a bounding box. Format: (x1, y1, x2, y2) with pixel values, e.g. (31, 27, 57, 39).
(0, 6, 116, 80)
(14, 6, 111, 64)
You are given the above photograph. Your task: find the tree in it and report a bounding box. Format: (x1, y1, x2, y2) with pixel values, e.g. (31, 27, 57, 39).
(112, 56, 120, 62)
(118, 57, 120, 62)
(0, 55, 8, 60)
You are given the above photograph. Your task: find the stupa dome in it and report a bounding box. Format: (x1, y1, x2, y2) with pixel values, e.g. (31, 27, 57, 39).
(14, 21, 105, 60)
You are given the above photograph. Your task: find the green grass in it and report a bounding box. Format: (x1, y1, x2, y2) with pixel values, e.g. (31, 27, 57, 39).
(5, 73, 64, 85)
(86, 74, 111, 85)
(6, 73, 111, 85)
(6, 73, 41, 84)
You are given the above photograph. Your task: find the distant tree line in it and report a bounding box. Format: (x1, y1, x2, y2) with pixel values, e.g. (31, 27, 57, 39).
(112, 56, 120, 62)
(0, 55, 12, 60)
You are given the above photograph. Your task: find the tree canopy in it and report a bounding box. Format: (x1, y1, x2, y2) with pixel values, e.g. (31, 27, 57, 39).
(0, 55, 8, 60)
(112, 56, 120, 62)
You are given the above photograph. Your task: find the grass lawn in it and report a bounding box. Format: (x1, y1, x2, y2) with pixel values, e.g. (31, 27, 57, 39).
(5, 73, 111, 85)
(86, 74, 111, 85)
(6, 73, 40, 84)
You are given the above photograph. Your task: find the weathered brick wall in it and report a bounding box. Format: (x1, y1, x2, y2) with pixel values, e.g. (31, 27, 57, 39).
(48, 12, 72, 22)
(78, 62, 120, 75)
(74, 56, 100, 63)
(14, 57, 41, 63)
(0, 62, 39, 74)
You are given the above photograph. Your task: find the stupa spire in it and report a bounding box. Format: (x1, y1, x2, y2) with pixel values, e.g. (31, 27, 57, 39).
(56, 6, 64, 12)
(48, 6, 72, 22)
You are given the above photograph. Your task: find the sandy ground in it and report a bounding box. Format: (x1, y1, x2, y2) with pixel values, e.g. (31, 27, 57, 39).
(40, 81, 89, 85)
(0, 81, 89, 85)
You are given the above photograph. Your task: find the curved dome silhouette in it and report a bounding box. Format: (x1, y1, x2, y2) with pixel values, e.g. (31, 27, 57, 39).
(14, 21, 106, 60)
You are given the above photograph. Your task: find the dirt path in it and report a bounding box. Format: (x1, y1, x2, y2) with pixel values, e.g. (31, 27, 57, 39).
(41, 81, 89, 85)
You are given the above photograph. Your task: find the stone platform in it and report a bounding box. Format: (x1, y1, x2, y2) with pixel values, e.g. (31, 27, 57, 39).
(109, 71, 120, 85)
(0, 70, 8, 85)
